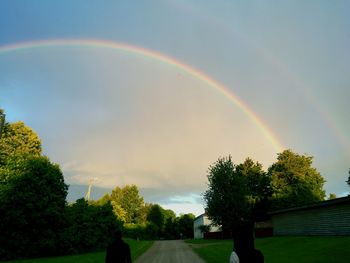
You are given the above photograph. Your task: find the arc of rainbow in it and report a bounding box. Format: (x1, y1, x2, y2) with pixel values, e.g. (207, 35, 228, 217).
(0, 39, 284, 152)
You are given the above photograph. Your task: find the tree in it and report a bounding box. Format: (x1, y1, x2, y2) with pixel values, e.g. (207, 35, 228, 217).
(235, 158, 272, 221)
(0, 156, 68, 260)
(146, 204, 165, 237)
(328, 193, 337, 200)
(110, 185, 144, 223)
(198, 224, 211, 235)
(61, 198, 121, 254)
(159, 208, 176, 239)
(203, 156, 253, 231)
(346, 169, 350, 188)
(175, 213, 195, 239)
(0, 121, 41, 168)
(268, 150, 326, 210)
(0, 109, 5, 139)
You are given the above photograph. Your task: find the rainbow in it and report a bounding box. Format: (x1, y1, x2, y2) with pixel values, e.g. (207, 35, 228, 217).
(0, 39, 284, 152)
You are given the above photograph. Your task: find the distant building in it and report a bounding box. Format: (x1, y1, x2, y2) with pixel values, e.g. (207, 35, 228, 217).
(193, 214, 220, 239)
(270, 196, 350, 236)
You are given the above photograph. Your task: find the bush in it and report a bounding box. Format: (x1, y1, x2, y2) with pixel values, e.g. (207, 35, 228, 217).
(58, 199, 122, 254)
(0, 156, 68, 260)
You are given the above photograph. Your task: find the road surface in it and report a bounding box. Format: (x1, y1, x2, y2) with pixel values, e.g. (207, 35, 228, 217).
(135, 240, 205, 263)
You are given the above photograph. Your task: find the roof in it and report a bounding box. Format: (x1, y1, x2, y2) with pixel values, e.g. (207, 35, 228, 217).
(194, 213, 205, 221)
(269, 196, 350, 215)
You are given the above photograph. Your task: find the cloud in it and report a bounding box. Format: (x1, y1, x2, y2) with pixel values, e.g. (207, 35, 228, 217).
(1, 47, 279, 208)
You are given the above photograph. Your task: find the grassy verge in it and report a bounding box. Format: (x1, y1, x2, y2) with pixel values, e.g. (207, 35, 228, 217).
(3, 239, 153, 263)
(187, 236, 350, 263)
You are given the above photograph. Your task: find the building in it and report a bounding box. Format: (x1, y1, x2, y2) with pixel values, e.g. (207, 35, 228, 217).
(270, 196, 350, 236)
(193, 214, 220, 239)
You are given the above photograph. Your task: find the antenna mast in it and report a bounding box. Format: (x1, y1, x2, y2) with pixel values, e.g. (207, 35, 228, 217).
(85, 177, 98, 201)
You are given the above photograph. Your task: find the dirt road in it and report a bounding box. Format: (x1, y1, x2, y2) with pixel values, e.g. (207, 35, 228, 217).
(135, 240, 205, 263)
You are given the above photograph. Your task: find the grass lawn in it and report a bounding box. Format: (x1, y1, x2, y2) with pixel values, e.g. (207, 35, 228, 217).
(3, 239, 153, 263)
(187, 236, 350, 263)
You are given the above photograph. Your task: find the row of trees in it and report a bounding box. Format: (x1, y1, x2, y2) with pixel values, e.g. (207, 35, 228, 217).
(0, 110, 195, 260)
(94, 186, 195, 240)
(204, 151, 327, 232)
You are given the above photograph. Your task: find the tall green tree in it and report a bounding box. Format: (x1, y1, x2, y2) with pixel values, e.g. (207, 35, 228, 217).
(175, 213, 195, 239)
(0, 121, 41, 168)
(163, 209, 177, 239)
(0, 156, 68, 260)
(268, 150, 326, 210)
(147, 204, 165, 230)
(236, 158, 272, 220)
(110, 185, 144, 223)
(203, 156, 251, 231)
(146, 204, 165, 237)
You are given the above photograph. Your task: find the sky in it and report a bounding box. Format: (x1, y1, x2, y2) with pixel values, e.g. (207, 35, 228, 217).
(0, 0, 349, 216)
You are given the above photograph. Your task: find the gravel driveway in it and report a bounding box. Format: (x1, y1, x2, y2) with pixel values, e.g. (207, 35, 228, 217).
(135, 240, 205, 263)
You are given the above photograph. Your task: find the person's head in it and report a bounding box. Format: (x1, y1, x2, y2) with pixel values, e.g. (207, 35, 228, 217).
(114, 230, 122, 240)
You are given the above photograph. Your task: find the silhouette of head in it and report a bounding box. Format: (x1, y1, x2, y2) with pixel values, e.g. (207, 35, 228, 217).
(114, 230, 122, 240)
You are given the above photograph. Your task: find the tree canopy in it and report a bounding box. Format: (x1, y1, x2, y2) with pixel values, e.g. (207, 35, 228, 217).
(0, 121, 41, 167)
(203, 156, 253, 230)
(0, 156, 68, 259)
(204, 151, 327, 230)
(175, 213, 195, 239)
(268, 150, 326, 210)
(110, 185, 145, 223)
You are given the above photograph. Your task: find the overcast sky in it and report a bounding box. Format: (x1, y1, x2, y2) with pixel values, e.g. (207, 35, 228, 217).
(1, 1, 349, 216)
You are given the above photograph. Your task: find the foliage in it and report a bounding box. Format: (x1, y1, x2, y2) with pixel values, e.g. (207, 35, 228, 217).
(0, 156, 68, 260)
(0, 109, 5, 138)
(198, 224, 211, 234)
(59, 198, 122, 254)
(93, 193, 111, 206)
(110, 185, 145, 223)
(346, 168, 350, 188)
(328, 193, 337, 200)
(268, 150, 326, 210)
(0, 122, 41, 168)
(146, 204, 165, 236)
(203, 156, 255, 230)
(162, 209, 177, 239)
(236, 158, 272, 221)
(175, 213, 195, 239)
(123, 222, 158, 240)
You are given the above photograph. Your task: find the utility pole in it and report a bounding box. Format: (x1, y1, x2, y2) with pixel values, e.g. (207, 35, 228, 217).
(0, 111, 5, 139)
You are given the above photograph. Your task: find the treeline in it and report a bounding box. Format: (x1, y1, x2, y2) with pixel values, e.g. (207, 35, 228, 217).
(0, 114, 194, 261)
(203, 152, 328, 232)
(93, 187, 195, 240)
(0, 121, 119, 260)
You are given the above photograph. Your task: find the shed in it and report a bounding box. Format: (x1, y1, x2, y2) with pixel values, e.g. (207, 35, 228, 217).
(270, 196, 350, 236)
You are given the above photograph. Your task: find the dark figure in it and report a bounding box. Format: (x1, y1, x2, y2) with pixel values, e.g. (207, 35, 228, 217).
(233, 222, 255, 262)
(251, 249, 264, 263)
(233, 222, 264, 262)
(105, 230, 132, 263)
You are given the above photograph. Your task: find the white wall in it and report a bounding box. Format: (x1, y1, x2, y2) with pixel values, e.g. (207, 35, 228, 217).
(193, 214, 221, 239)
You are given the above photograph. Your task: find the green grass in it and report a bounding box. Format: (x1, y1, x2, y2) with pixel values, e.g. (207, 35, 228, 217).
(187, 236, 350, 263)
(3, 239, 153, 263)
